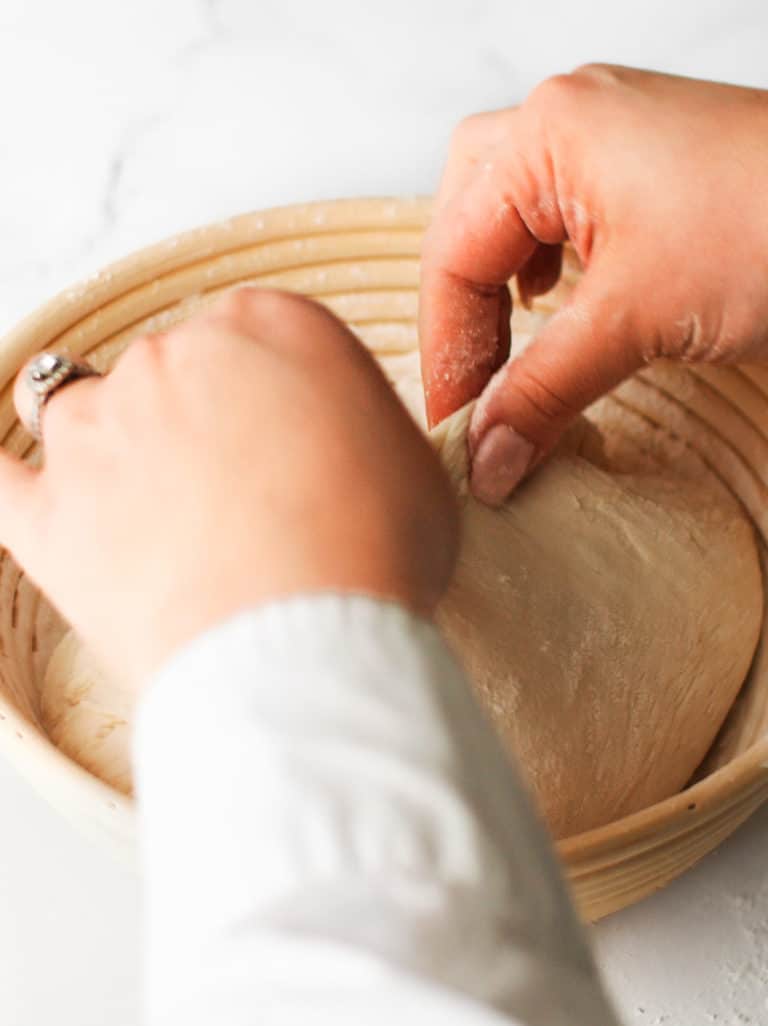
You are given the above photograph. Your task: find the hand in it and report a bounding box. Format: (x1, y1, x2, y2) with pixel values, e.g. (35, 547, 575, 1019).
(4, 289, 458, 685)
(419, 66, 768, 504)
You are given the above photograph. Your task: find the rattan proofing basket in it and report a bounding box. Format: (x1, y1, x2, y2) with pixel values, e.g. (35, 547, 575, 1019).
(0, 197, 766, 920)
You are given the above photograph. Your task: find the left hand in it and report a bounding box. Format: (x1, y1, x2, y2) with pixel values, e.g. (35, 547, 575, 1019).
(3, 289, 458, 687)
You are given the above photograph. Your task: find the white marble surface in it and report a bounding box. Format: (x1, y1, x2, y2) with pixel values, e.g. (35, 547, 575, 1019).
(1, 1, 767, 1023)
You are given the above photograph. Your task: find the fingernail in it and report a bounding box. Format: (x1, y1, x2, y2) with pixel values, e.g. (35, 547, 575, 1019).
(470, 424, 536, 506)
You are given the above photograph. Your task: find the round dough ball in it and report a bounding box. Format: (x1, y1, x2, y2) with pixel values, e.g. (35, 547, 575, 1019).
(37, 388, 763, 839)
(431, 405, 763, 838)
(40, 632, 133, 795)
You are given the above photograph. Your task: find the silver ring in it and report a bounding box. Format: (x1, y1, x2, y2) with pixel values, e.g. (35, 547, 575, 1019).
(25, 353, 101, 440)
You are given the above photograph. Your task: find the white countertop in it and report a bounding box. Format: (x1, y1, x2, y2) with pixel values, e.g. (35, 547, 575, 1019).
(1, 2, 767, 1023)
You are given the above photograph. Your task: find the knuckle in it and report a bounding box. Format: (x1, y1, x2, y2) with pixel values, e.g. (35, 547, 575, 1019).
(205, 286, 357, 364)
(209, 286, 324, 336)
(572, 61, 615, 82)
(572, 63, 632, 95)
(450, 112, 487, 151)
(118, 333, 163, 374)
(210, 285, 263, 326)
(254, 288, 321, 322)
(106, 333, 170, 394)
(529, 72, 576, 107)
(531, 65, 619, 111)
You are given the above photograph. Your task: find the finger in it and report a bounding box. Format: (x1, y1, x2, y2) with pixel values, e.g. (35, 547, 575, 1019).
(196, 287, 327, 350)
(433, 109, 513, 215)
(419, 270, 515, 428)
(14, 354, 103, 440)
(517, 243, 563, 309)
(468, 268, 643, 506)
(420, 125, 562, 427)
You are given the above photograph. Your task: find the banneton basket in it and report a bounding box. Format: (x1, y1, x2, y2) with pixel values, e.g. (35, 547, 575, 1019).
(0, 197, 766, 920)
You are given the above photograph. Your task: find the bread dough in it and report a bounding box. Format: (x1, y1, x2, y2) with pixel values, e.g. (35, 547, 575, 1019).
(40, 632, 133, 795)
(38, 359, 764, 839)
(431, 403, 763, 837)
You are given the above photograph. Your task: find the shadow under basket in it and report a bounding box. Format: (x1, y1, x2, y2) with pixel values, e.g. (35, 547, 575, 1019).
(0, 197, 766, 921)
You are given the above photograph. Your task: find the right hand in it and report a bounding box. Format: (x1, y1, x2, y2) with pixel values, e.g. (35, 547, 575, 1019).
(419, 66, 768, 504)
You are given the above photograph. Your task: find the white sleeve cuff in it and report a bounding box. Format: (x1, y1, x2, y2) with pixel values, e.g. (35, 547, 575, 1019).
(135, 594, 617, 1026)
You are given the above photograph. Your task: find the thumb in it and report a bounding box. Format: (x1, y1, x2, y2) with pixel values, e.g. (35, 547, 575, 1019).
(468, 272, 643, 506)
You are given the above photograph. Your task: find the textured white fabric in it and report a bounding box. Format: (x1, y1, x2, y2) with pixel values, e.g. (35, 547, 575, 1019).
(134, 595, 619, 1026)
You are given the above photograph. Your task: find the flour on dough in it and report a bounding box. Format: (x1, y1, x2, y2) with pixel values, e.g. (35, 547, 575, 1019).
(431, 403, 763, 837)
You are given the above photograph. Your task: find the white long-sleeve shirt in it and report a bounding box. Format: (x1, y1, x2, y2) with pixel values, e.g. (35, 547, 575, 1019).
(134, 595, 620, 1025)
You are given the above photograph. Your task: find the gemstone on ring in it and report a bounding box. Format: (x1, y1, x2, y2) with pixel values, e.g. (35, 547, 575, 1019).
(29, 353, 66, 386)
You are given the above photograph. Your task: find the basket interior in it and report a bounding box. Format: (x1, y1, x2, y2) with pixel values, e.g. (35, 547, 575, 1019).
(0, 197, 765, 830)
